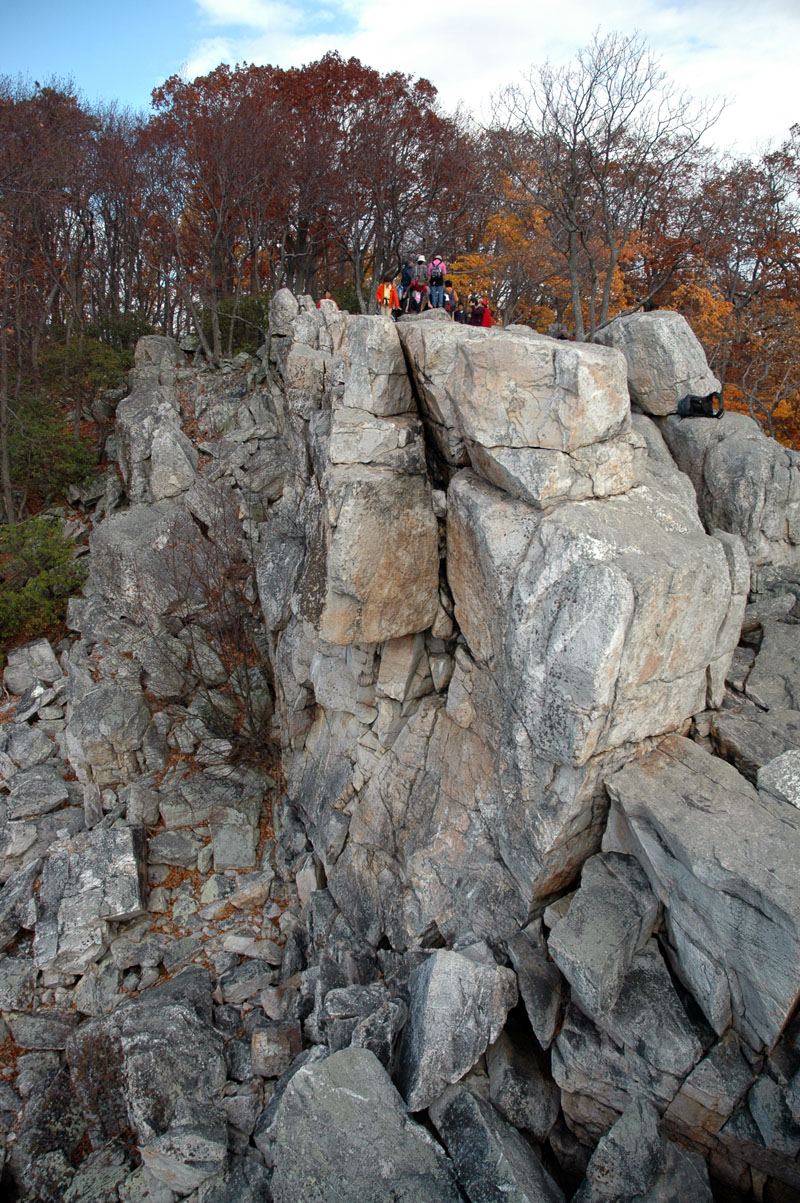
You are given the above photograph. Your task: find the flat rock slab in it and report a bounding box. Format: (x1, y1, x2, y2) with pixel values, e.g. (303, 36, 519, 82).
(5, 764, 69, 819)
(711, 703, 800, 783)
(270, 1047, 460, 1202)
(397, 946, 518, 1112)
(604, 734, 800, 1050)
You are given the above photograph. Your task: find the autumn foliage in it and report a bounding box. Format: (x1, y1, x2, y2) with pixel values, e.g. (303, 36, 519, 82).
(0, 37, 799, 525)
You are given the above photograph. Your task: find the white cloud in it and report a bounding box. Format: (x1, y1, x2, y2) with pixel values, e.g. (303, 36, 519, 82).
(184, 0, 800, 153)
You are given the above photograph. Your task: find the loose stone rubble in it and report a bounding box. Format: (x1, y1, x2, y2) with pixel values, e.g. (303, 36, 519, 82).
(1, 299, 800, 1200)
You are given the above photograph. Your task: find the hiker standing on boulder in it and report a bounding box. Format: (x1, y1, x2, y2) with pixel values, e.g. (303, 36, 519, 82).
(398, 257, 414, 305)
(376, 275, 399, 318)
(428, 253, 447, 308)
(408, 257, 429, 312)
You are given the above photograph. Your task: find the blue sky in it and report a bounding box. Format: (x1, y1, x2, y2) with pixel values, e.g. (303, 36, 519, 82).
(1, 0, 797, 153)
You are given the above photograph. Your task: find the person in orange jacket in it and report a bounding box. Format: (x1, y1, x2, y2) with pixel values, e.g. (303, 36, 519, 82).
(376, 275, 400, 317)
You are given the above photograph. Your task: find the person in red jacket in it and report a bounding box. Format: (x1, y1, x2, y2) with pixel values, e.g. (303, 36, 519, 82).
(481, 298, 494, 327)
(376, 276, 399, 317)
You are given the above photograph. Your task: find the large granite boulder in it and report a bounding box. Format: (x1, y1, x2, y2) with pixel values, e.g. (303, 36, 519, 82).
(447, 466, 748, 766)
(659, 410, 800, 578)
(259, 306, 439, 648)
(270, 1048, 461, 1202)
(397, 946, 518, 1112)
(400, 322, 645, 506)
(594, 311, 720, 416)
(604, 735, 800, 1050)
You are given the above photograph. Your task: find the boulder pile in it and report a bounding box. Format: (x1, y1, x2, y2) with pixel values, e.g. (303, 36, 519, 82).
(1, 298, 799, 1200)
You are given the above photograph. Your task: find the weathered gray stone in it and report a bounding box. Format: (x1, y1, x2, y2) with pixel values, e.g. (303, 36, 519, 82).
(65, 676, 151, 786)
(448, 467, 747, 767)
(573, 1096, 713, 1202)
(664, 1030, 754, 1140)
(329, 314, 416, 417)
(487, 1028, 560, 1141)
(219, 959, 277, 1004)
(604, 734, 800, 1049)
(148, 829, 204, 869)
(4, 722, 54, 771)
(295, 465, 439, 646)
(62, 1145, 133, 1202)
(33, 826, 147, 974)
(0, 955, 35, 1011)
(746, 618, 800, 710)
(711, 702, 800, 783)
(270, 287, 300, 336)
(195, 1153, 273, 1203)
(452, 333, 629, 452)
(149, 426, 198, 500)
(5, 764, 69, 819)
(506, 922, 566, 1050)
(759, 749, 800, 808)
(67, 994, 226, 1154)
(548, 853, 658, 1017)
(270, 1047, 460, 1202)
(594, 310, 720, 416)
(7, 1011, 81, 1049)
(659, 410, 800, 575)
(141, 1097, 227, 1195)
(429, 1083, 565, 1202)
(467, 429, 647, 510)
(85, 499, 216, 625)
(3, 637, 62, 696)
(398, 946, 518, 1111)
(0, 860, 41, 950)
(398, 322, 499, 467)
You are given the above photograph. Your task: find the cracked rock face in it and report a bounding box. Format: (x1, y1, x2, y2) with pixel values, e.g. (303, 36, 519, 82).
(4, 300, 800, 1200)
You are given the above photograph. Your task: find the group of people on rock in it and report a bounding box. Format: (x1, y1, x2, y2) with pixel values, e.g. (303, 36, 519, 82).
(318, 258, 495, 326)
(377, 254, 494, 325)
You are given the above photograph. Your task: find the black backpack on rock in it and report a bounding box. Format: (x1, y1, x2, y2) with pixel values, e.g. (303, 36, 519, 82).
(677, 391, 724, 419)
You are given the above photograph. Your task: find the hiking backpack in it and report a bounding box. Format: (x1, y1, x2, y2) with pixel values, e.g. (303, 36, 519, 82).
(677, 392, 724, 419)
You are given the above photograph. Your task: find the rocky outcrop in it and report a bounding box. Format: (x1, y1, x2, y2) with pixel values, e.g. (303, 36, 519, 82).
(3, 303, 800, 1200)
(594, 310, 721, 415)
(262, 302, 747, 953)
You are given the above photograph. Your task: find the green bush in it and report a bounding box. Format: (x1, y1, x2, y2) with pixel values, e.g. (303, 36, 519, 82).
(202, 294, 271, 355)
(0, 516, 86, 648)
(9, 394, 97, 504)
